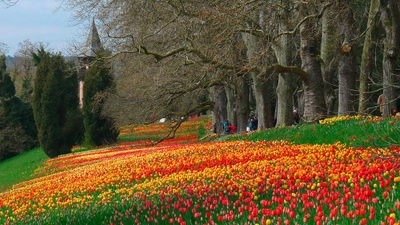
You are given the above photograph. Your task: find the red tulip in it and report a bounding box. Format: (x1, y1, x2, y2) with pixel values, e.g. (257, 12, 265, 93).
(359, 218, 367, 225)
(383, 191, 389, 199)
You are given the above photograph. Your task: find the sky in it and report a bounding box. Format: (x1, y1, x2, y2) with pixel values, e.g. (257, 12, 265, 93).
(0, 0, 85, 56)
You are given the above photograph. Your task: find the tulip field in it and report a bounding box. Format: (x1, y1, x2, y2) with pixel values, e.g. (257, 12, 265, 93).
(0, 116, 399, 225)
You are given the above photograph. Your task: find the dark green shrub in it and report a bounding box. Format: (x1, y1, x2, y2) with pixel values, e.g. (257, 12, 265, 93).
(2, 96, 38, 146)
(83, 58, 119, 146)
(0, 55, 15, 99)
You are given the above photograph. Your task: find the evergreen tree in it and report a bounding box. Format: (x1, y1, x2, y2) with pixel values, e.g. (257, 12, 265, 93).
(83, 57, 119, 146)
(0, 55, 15, 99)
(0, 55, 38, 161)
(32, 49, 83, 158)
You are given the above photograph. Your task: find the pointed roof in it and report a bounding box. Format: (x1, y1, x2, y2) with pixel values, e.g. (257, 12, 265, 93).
(81, 19, 102, 57)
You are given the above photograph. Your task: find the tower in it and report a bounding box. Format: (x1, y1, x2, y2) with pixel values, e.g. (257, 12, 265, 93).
(77, 19, 103, 108)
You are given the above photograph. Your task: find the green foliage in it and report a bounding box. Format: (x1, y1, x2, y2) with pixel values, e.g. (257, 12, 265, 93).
(20, 74, 34, 103)
(32, 49, 83, 158)
(0, 97, 39, 161)
(83, 58, 119, 146)
(0, 55, 39, 161)
(3, 96, 38, 141)
(63, 59, 85, 145)
(0, 147, 48, 192)
(0, 99, 38, 161)
(31, 47, 47, 66)
(197, 118, 214, 141)
(0, 55, 16, 99)
(197, 124, 207, 140)
(352, 117, 400, 148)
(117, 134, 159, 143)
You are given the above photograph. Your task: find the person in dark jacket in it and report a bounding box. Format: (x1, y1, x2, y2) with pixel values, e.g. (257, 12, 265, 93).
(221, 120, 229, 134)
(251, 116, 258, 131)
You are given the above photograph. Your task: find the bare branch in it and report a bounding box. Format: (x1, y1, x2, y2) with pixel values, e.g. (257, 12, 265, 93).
(151, 101, 214, 145)
(257, 64, 308, 81)
(274, 2, 333, 40)
(1, 0, 18, 7)
(352, 6, 380, 44)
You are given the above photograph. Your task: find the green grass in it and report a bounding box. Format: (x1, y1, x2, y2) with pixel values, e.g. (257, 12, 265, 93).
(117, 134, 160, 143)
(0, 147, 48, 192)
(219, 118, 400, 149)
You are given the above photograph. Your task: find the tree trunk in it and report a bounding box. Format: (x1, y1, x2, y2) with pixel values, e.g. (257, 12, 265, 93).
(234, 76, 250, 132)
(252, 72, 273, 129)
(272, 0, 295, 127)
(359, 0, 380, 114)
(299, 4, 327, 122)
(338, 57, 357, 116)
(320, 6, 338, 116)
(274, 72, 295, 126)
(380, 0, 400, 117)
(225, 87, 236, 124)
(213, 85, 227, 134)
(337, 2, 357, 116)
(241, 32, 272, 130)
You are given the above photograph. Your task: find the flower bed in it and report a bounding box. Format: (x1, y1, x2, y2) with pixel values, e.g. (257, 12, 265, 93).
(1, 140, 399, 225)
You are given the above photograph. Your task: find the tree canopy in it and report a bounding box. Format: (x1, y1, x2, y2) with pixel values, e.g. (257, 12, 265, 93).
(57, 0, 400, 133)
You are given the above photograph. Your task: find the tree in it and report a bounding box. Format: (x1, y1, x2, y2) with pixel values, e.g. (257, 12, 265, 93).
(241, 26, 273, 130)
(0, 55, 15, 99)
(299, 2, 327, 122)
(380, 0, 400, 117)
(63, 0, 278, 131)
(337, 1, 358, 116)
(213, 85, 228, 134)
(358, 0, 380, 114)
(32, 48, 83, 158)
(83, 56, 119, 146)
(270, 0, 297, 127)
(12, 40, 44, 103)
(0, 42, 8, 55)
(0, 54, 38, 161)
(62, 0, 397, 132)
(321, 5, 339, 117)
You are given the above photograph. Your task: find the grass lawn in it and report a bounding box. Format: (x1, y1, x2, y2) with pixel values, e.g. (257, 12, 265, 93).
(221, 115, 400, 149)
(0, 148, 48, 192)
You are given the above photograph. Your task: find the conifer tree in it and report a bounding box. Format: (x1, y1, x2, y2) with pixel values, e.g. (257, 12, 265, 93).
(83, 57, 119, 146)
(0, 55, 15, 99)
(0, 54, 38, 161)
(32, 49, 83, 158)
